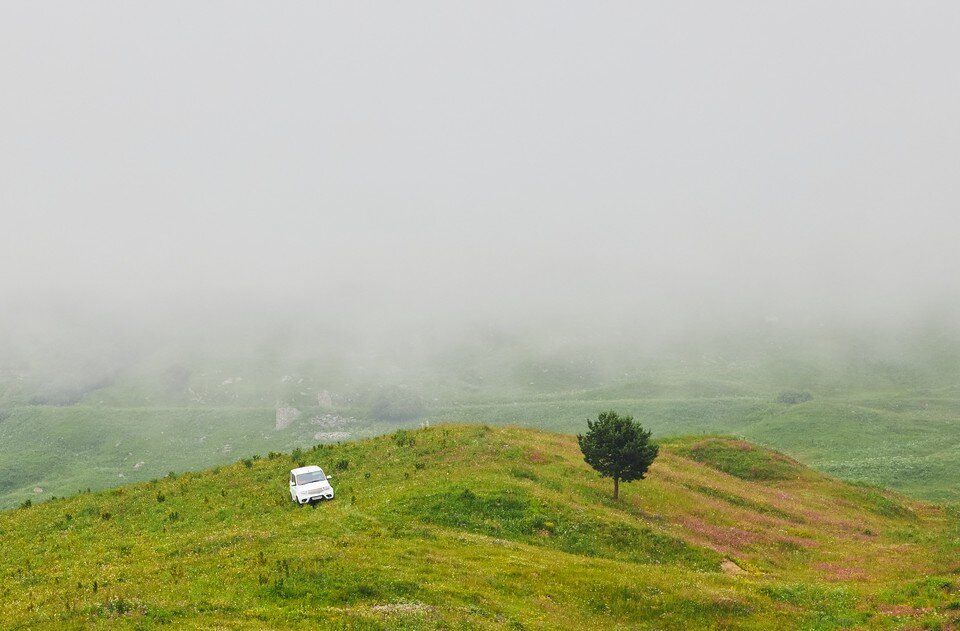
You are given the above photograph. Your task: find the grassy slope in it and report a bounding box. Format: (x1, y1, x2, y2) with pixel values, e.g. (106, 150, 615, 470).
(427, 393, 960, 502)
(0, 404, 403, 509)
(4, 425, 960, 630)
(5, 381, 960, 508)
(4, 335, 960, 508)
(5, 324, 960, 507)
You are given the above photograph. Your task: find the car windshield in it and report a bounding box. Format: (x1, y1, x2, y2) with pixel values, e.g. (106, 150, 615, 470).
(295, 471, 326, 485)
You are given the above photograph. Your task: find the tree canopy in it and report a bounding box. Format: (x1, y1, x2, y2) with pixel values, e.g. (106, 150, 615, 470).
(577, 410, 659, 500)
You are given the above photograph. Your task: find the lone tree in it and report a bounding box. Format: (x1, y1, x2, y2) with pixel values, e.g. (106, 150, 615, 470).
(577, 410, 659, 500)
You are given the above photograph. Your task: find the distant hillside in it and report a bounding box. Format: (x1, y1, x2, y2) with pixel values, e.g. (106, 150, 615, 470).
(4, 425, 960, 629)
(3, 328, 960, 509)
(6, 384, 960, 509)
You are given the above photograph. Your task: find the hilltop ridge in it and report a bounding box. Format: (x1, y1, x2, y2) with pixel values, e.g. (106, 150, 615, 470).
(4, 425, 960, 629)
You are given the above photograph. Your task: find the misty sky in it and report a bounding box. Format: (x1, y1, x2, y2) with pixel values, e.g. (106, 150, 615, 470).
(2, 2, 959, 337)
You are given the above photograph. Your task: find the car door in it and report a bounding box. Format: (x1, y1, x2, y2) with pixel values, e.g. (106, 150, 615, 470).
(289, 473, 297, 500)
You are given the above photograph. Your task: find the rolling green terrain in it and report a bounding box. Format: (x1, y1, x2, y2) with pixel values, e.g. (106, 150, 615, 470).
(0, 375, 960, 507)
(2, 325, 959, 509)
(4, 425, 960, 629)
(426, 390, 960, 502)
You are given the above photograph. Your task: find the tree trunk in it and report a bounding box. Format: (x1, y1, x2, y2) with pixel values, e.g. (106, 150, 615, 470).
(613, 476, 619, 500)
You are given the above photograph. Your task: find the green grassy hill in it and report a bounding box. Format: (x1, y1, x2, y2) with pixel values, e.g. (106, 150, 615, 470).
(4, 425, 960, 629)
(3, 328, 960, 509)
(6, 368, 960, 509)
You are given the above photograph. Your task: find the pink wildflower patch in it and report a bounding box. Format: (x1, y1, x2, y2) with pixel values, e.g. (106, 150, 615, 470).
(676, 516, 763, 554)
(814, 562, 867, 581)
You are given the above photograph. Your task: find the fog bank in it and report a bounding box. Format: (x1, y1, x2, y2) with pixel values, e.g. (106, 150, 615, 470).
(2, 2, 959, 367)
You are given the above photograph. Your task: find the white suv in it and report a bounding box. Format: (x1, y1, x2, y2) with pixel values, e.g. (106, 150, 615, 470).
(289, 465, 335, 504)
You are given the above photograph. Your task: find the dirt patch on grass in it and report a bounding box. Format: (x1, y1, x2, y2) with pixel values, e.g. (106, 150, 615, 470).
(877, 604, 933, 616)
(371, 602, 436, 614)
(815, 563, 867, 581)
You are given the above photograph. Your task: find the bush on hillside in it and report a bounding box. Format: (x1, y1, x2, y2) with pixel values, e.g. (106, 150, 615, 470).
(392, 429, 415, 447)
(777, 390, 813, 405)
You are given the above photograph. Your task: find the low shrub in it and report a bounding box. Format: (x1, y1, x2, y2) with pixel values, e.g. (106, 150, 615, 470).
(777, 390, 813, 405)
(392, 429, 415, 448)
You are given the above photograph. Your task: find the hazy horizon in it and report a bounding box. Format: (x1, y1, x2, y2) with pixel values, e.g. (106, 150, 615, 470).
(3, 2, 959, 365)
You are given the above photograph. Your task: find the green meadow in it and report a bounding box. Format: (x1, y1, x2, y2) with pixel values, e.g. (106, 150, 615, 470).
(5, 425, 960, 629)
(3, 340, 960, 508)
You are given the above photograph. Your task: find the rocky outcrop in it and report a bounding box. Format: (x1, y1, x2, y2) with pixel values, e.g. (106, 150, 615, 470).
(275, 404, 302, 431)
